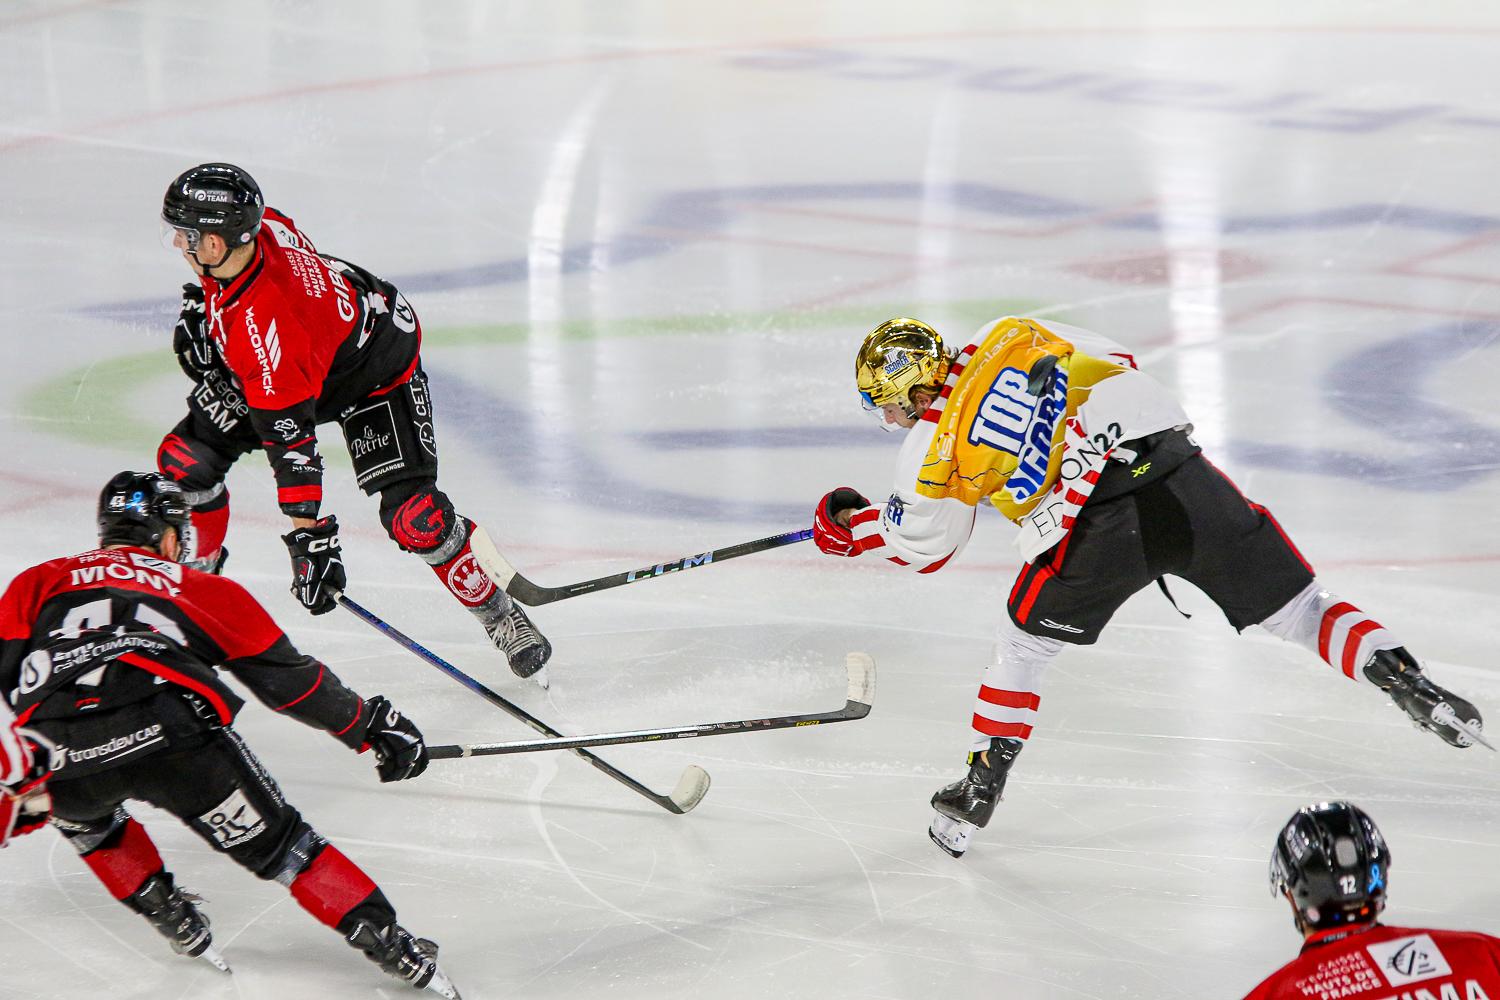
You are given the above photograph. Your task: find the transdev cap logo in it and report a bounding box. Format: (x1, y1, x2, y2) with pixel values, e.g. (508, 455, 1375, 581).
(1365, 933, 1452, 987)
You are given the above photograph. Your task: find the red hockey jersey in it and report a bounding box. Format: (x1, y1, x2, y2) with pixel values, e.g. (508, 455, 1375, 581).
(0, 547, 367, 752)
(200, 208, 420, 516)
(1243, 924, 1500, 1000)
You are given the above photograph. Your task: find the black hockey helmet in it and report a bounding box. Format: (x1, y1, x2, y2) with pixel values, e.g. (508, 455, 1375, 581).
(161, 162, 264, 257)
(1270, 801, 1390, 932)
(97, 471, 193, 553)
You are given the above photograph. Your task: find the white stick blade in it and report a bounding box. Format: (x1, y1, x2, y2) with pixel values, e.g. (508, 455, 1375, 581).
(844, 652, 876, 710)
(468, 525, 520, 588)
(669, 765, 712, 812)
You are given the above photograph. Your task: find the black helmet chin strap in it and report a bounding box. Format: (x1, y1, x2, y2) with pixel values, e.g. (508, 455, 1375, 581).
(191, 238, 235, 274)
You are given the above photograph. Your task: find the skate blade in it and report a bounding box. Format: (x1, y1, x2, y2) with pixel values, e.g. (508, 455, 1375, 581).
(423, 967, 462, 999)
(197, 944, 231, 973)
(928, 813, 976, 859)
(1432, 703, 1495, 751)
(530, 666, 550, 691)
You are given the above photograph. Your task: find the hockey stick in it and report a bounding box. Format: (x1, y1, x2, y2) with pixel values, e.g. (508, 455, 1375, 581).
(428, 653, 875, 760)
(336, 595, 710, 814)
(470, 525, 813, 607)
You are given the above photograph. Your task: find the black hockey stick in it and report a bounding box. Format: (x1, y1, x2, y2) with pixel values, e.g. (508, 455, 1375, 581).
(336, 595, 710, 814)
(470, 525, 814, 607)
(428, 653, 874, 760)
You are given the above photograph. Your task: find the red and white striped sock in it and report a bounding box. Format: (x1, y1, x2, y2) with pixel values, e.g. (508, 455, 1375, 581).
(1259, 581, 1399, 684)
(969, 620, 1065, 752)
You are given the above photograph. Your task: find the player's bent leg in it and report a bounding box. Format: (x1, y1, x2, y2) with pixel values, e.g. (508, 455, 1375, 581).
(929, 619, 1065, 858)
(50, 806, 217, 962)
(935, 503, 1145, 861)
(1259, 581, 1485, 748)
(151, 731, 460, 994)
(276, 832, 460, 997)
(381, 481, 552, 682)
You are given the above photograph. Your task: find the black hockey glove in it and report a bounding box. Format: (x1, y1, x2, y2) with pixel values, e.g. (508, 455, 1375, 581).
(172, 283, 216, 382)
(360, 696, 429, 782)
(282, 515, 346, 616)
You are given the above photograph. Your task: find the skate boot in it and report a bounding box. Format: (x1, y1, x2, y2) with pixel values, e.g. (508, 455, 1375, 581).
(346, 919, 462, 998)
(928, 737, 1024, 859)
(1364, 647, 1486, 749)
(484, 598, 552, 684)
(126, 873, 229, 971)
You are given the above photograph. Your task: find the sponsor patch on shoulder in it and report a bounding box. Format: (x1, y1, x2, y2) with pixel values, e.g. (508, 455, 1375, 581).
(882, 494, 905, 527)
(128, 551, 183, 583)
(1366, 933, 1452, 986)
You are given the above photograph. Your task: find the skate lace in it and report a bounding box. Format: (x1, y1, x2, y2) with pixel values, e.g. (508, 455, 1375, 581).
(489, 607, 540, 654)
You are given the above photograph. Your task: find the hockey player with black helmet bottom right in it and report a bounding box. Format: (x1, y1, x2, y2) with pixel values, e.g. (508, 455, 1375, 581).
(158, 162, 551, 686)
(813, 315, 1488, 861)
(1240, 802, 1500, 998)
(0, 471, 461, 997)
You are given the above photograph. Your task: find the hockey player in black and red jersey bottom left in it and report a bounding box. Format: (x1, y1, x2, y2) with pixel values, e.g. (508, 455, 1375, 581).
(157, 161, 551, 686)
(0, 472, 460, 997)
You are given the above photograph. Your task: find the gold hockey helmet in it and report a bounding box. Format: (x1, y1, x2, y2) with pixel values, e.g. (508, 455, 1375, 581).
(855, 317, 951, 427)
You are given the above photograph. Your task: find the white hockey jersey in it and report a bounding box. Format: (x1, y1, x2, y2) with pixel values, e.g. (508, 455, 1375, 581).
(848, 316, 1189, 571)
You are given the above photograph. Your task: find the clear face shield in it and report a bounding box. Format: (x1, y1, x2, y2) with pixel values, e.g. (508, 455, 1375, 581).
(160, 218, 236, 271)
(859, 388, 915, 433)
(160, 218, 202, 254)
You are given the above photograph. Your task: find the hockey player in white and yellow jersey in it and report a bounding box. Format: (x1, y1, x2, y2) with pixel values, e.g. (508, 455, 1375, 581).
(812, 316, 1489, 859)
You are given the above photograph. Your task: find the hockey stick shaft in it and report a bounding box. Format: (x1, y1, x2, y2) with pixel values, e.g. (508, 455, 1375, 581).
(429, 653, 875, 760)
(336, 595, 709, 813)
(470, 526, 813, 607)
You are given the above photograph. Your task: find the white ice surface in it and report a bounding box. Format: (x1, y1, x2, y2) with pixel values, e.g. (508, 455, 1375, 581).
(2, 3, 1499, 998)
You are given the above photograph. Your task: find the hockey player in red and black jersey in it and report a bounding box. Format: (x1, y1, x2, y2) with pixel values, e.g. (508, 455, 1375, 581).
(0, 472, 461, 997)
(1242, 801, 1500, 999)
(157, 162, 550, 684)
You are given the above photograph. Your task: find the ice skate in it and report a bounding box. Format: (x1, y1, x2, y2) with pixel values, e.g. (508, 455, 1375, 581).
(484, 599, 552, 687)
(346, 919, 462, 998)
(928, 737, 1024, 858)
(928, 812, 977, 858)
(128, 874, 229, 971)
(1363, 647, 1490, 749)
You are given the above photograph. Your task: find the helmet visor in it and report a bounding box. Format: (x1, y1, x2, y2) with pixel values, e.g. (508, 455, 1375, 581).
(160, 218, 202, 253)
(859, 388, 911, 433)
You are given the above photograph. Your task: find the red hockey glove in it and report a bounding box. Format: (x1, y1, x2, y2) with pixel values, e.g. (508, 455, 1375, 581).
(813, 487, 872, 557)
(1, 732, 55, 849)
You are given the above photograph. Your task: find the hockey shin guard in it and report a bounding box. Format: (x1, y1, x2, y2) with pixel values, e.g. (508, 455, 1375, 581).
(1259, 581, 1400, 684)
(969, 619, 1063, 752)
(75, 814, 166, 900)
(389, 491, 509, 621)
(288, 842, 391, 931)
